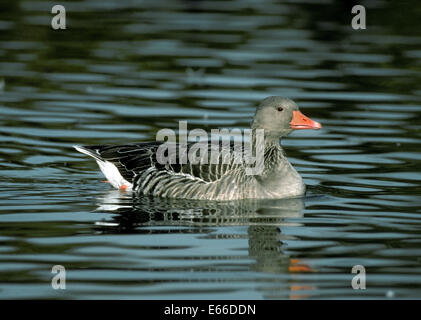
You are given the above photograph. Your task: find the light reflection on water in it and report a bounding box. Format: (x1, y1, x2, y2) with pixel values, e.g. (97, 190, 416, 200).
(0, 0, 421, 299)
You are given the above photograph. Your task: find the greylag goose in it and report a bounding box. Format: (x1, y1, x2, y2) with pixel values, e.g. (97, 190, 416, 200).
(74, 96, 321, 200)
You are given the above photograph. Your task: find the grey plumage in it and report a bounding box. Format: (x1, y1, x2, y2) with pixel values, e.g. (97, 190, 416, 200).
(74, 96, 321, 200)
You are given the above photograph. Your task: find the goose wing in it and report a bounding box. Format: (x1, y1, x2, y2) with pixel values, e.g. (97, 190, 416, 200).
(77, 141, 247, 183)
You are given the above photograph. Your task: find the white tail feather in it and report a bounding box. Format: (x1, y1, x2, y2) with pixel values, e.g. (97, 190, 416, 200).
(74, 145, 133, 191)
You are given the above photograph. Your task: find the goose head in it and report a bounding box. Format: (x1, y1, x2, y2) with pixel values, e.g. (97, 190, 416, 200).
(251, 96, 322, 139)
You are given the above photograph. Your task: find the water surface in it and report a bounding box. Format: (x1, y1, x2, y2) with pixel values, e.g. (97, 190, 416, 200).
(0, 0, 421, 299)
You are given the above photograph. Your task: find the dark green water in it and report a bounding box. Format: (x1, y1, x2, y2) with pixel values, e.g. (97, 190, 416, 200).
(0, 0, 421, 299)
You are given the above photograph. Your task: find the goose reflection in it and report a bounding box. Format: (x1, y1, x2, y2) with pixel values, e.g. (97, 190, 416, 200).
(94, 190, 305, 229)
(93, 190, 314, 299)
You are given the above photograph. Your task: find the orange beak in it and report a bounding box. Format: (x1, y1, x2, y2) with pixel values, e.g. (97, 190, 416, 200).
(290, 110, 322, 130)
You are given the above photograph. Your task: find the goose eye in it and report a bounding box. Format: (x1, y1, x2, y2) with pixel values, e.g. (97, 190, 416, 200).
(277, 107, 284, 112)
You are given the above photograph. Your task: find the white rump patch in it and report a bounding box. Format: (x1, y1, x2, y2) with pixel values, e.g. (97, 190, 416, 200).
(74, 145, 133, 191)
(96, 160, 133, 191)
